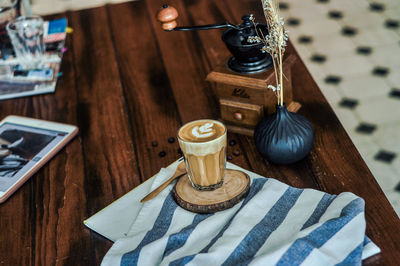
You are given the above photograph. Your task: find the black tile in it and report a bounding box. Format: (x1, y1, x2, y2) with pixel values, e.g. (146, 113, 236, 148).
(310, 54, 327, 63)
(339, 98, 359, 109)
(395, 182, 400, 192)
(356, 46, 372, 55)
(374, 150, 397, 163)
(369, 2, 385, 12)
(324, 75, 342, 84)
(389, 88, 400, 99)
(355, 122, 377, 134)
(279, 2, 289, 10)
(298, 35, 313, 44)
(372, 66, 390, 77)
(341, 26, 358, 37)
(328, 10, 343, 19)
(287, 17, 300, 26)
(385, 19, 400, 29)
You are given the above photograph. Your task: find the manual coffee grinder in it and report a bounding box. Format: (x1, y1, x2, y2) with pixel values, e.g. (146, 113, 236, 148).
(157, 5, 300, 136)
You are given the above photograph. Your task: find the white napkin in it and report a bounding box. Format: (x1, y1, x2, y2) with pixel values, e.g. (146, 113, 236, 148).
(85, 160, 380, 265)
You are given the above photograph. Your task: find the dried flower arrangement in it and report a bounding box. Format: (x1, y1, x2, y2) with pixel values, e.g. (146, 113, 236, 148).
(248, 0, 289, 106)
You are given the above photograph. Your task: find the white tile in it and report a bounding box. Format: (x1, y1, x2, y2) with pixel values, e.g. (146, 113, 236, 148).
(370, 43, 400, 68)
(391, 153, 400, 175)
(313, 75, 334, 91)
(384, 190, 400, 218)
(339, 74, 392, 100)
(375, 0, 400, 10)
(295, 18, 342, 36)
(353, 138, 381, 163)
(338, 12, 386, 30)
(311, 35, 358, 56)
(286, 5, 328, 22)
(347, 128, 376, 147)
(334, 107, 360, 130)
(373, 123, 400, 154)
(368, 161, 400, 191)
(386, 67, 400, 88)
(283, 0, 324, 10)
(287, 30, 303, 45)
(383, 7, 400, 21)
(291, 44, 313, 61)
(357, 96, 400, 124)
(352, 27, 400, 46)
(324, 54, 373, 77)
(369, 44, 400, 68)
(318, 85, 343, 105)
(304, 56, 329, 74)
(326, 0, 370, 14)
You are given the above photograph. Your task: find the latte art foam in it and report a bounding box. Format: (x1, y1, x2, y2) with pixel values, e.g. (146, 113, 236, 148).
(178, 120, 225, 143)
(191, 122, 215, 139)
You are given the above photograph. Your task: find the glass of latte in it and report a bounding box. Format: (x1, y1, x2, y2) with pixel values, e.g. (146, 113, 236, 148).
(178, 119, 227, 190)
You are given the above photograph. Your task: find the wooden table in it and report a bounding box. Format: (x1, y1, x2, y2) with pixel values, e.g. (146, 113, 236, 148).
(1, 0, 399, 265)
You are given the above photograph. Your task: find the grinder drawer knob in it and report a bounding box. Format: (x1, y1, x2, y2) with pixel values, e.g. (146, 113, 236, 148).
(234, 112, 243, 121)
(157, 5, 178, 31)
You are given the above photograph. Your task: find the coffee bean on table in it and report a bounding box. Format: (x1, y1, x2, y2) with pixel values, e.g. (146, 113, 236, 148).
(159, 151, 166, 157)
(168, 137, 175, 143)
(229, 140, 237, 146)
(227, 155, 233, 160)
(151, 141, 158, 147)
(233, 150, 240, 156)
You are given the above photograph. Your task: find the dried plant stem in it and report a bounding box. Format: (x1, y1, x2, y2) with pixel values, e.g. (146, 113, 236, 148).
(253, 0, 288, 106)
(279, 48, 283, 105)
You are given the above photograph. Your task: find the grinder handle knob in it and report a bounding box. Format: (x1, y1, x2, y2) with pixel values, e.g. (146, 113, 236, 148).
(157, 5, 178, 31)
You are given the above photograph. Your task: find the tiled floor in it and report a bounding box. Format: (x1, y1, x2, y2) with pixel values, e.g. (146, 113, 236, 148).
(279, 0, 400, 217)
(30, 0, 400, 216)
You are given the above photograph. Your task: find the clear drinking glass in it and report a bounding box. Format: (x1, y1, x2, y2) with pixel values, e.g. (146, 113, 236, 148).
(6, 16, 45, 69)
(0, 0, 20, 54)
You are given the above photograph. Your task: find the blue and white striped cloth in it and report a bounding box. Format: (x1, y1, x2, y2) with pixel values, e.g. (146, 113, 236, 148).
(102, 163, 380, 266)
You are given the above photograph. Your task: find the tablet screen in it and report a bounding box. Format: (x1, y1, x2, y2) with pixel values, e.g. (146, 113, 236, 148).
(0, 122, 68, 192)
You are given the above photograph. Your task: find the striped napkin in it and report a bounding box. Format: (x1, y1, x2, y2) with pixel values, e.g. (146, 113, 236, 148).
(101, 163, 380, 266)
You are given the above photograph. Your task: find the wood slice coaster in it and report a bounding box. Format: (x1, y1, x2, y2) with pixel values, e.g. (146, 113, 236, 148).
(173, 169, 250, 214)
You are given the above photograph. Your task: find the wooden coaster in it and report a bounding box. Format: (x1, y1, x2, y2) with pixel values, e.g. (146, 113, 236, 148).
(173, 169, 250, 214)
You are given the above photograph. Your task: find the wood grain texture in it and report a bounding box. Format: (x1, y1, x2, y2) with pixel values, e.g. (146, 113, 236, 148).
(0, 0, 399, 265)
(219, 98, 264, 127)
(107, 1, 183, 179)
(174, 169, 250, 213)
(206, 54, 296, 90)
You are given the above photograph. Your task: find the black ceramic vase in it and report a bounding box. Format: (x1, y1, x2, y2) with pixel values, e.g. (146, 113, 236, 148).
(254, 104, 314, 164)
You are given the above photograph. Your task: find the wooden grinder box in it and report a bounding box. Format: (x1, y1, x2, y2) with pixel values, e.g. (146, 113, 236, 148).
(207, 54, 299, 136)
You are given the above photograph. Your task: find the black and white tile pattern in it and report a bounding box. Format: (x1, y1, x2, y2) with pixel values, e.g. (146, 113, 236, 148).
(281, 0, 400, 216)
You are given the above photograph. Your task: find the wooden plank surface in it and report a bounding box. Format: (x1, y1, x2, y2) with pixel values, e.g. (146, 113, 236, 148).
(0, 0, 399, 265)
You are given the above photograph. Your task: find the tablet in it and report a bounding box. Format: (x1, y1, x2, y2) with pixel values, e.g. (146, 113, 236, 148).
(0, 115, 78, 203)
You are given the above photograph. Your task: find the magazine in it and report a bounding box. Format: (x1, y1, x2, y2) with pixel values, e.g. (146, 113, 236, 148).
(0, 18, 67, 100)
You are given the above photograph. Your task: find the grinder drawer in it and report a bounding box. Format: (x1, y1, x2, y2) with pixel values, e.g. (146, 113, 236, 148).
(219, 99, 263, 127)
